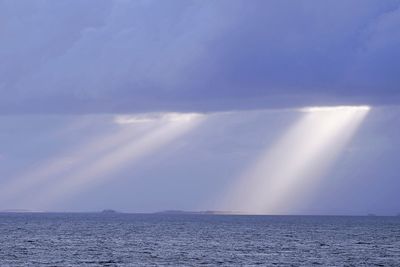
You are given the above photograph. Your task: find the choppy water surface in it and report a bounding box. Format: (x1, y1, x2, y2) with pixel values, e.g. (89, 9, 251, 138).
(0, 213, 399, 266)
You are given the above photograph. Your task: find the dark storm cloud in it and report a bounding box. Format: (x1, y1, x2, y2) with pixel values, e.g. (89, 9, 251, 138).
(1, 0, 399, 113)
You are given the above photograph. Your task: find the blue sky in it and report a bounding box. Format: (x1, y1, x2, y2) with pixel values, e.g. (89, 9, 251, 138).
(0, 0, 399, 214)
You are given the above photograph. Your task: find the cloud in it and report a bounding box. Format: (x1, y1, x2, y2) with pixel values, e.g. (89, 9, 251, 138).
(0, 0, 399, 114)
(114, 112, 204, 124)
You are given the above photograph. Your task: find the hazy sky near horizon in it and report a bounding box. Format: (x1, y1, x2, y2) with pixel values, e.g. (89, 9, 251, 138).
(0, 108, 399, 215)
(1, 1, 400, 214)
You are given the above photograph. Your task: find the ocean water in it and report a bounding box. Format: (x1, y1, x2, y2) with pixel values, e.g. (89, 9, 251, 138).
(0, 213, 399, 266)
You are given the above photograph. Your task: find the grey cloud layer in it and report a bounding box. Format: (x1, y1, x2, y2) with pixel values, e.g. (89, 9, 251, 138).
(1, 0, 400, 113)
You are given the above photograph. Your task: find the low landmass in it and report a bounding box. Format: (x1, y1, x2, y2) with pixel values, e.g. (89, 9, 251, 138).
(0, 209, 40, 213)
(153, 210, 247, 215)
(100, 209, 120, 214)
(1, 209, 399, 216)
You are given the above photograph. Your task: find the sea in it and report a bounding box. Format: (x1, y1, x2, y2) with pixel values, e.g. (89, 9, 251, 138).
(0, 213, 399, 266)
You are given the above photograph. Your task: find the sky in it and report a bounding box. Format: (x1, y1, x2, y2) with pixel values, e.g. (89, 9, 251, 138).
(0, 0, 400, 215)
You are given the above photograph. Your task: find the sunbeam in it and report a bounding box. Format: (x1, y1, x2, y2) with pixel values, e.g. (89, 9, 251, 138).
(220, 106, 370, 214)
(0, 118, 157, 207)
(25, 113, 204, 209)
(0, 113, 204, 210)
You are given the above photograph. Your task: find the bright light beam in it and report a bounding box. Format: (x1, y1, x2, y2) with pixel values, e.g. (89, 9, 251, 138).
(28, 113, 204, 209)
(220, 106, 370, 214)
(0, 119, 156, 206)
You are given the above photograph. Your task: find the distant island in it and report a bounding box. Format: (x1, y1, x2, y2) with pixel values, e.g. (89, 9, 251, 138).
(100, 209, 119, 214)
(0, 209, 39, 213)
(153, 210, 245, 215)
(1, 209, 399, 216)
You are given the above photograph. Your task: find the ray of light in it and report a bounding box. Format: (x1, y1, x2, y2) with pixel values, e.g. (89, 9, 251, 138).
(26, 113, 204, 209)
(0, 118, 156, 206)
(220, 106, 370, 214)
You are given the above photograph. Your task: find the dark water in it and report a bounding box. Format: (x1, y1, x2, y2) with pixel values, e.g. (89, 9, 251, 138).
(0, 213, 399, 266)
